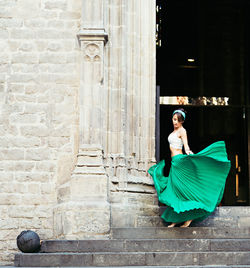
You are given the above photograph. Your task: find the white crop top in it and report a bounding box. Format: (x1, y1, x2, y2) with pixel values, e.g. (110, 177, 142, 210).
(168, 131, 184, 149)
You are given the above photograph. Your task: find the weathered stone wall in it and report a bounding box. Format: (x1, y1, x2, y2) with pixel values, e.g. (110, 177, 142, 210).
(0, 0, 157, 264)
(0, 0, 81, 264)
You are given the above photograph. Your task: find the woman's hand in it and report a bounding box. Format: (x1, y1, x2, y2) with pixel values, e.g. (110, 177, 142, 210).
(186, 150, 194, 155)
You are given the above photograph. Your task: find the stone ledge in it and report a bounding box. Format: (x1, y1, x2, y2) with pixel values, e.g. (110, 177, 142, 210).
(77, 28, 108, 44)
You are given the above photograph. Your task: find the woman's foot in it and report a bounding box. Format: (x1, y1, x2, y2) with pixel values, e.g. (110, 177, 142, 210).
(180, 220, 192, 228)
(167, 223, 177, 228)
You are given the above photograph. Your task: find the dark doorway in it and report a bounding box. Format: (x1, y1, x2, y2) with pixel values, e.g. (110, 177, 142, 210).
(156, 0, 250, 205)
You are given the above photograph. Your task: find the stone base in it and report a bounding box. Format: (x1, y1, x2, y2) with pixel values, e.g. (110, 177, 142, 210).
(53, 201, 110, 239)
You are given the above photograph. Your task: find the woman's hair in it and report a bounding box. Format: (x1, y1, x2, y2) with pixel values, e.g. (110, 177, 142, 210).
(173, 108, 186, 123)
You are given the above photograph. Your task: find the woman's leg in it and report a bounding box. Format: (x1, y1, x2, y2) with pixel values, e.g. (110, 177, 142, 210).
(180, 220, 192, 227)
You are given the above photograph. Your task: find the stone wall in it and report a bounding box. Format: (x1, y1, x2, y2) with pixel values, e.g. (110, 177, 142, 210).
(0, 0, 81, 264)
(0, 0, 158, 264)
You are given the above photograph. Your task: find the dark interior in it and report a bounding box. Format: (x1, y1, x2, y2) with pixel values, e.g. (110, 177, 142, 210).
(156, 0, 250, 205)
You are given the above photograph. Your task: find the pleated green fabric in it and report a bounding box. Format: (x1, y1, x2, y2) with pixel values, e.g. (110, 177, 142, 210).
(148, 141, 231, 223)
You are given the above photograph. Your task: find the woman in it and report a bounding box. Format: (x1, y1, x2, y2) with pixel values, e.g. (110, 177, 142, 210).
(148, 109, 231, 227)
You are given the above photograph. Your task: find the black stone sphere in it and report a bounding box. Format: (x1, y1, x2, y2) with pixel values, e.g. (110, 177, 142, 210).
(17, 230, 41, 253)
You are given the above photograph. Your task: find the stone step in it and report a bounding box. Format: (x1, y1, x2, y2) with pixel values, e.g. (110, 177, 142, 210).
(9, 266, 250, 268)
(14, 251, 250, 267)
(40, 239, 250, 253)
(111, 227, 250, 239)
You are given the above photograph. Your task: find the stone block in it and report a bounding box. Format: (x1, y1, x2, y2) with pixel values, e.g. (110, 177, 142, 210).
(9, 114, 37, 124)
(18, 43, 33, 52)
(21, 126, 49, 137)
(15, 172, 51, 183)
(59, 11, 81, 20)
(146, 252, 199, 266)
(15, 253, 93, 267)
(0, 29, 8, 39)
(44, 0, 67, 10)
(238, 217, 250, 227)
(70, 174, 108, 198)
(47, 20, 65, 29)
(24, 19, 46, 28)
(93, 253, 146, 266)
(25, 148, 51, 161)
(77, 155, 103, 166)
(0, 149, 24, 160)
(10, 137, 40, 148)
(10, 29, 35, 39)
(11, 53, 38, 64)
(47, 42, 62, 51)
(9, 73, 36, 83)
(54, 201, 110, 239)
(35, 161, 55, 172)
(0, 194, 21, 205)
(8, 83, 24, 93)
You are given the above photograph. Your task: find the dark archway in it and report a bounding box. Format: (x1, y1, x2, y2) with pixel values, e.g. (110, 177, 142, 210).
(156, 0, 250, 205)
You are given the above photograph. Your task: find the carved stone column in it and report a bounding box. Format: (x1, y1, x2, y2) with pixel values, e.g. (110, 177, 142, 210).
(53, 0, 110, 239)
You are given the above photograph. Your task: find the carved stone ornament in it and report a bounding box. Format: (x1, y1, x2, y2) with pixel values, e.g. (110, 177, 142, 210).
(84, 43, 101, 62)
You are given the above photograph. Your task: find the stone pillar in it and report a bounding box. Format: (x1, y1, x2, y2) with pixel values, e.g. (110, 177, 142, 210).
(105, 0, 158, 228)
(53, 0, 110, 239)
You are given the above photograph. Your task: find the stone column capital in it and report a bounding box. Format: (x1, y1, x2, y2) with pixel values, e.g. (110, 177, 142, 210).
(77, 28, 108, 45)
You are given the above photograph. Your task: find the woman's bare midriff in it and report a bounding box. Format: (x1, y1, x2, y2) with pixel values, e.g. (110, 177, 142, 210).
(170, 146, 183, 157)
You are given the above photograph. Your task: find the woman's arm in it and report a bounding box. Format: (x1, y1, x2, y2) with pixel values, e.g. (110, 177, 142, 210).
(179, 128, 193, 155)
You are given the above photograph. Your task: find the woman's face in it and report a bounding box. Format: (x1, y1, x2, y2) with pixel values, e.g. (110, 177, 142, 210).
(172, 114, 182, 128)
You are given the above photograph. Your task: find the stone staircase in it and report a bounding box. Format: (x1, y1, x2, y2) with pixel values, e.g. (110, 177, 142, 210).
(14, 207, 250, 267)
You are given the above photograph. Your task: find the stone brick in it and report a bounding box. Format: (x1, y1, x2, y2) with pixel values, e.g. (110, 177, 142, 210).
(8, 83, 24, 93)
(39, 53, 67, 64)
(11, 53, 38, 64)
(40, 10, 58, 19)
(10, 29, 35, 39)
(0, 8, 13, 19)
(25, 84, 47, 95)
(0, 18, 23, 28)
(28, 183, 41, 194)
(14, 161, 35, 172)
(0, 149, 24, 160)
(9, 114, 37, 124)
(0, 194, 21, 205)
(48, 137, 70, 147)
(15, 172, 51, 183)
(44, 1, 67, 10)
(0, 29, 8, 39)
(20, 125, 49, 137)
(19, 43, 34, 52)
(35, 161, 56, 172)
(8, 137, 40, 147)
(59, 11, 81, 20)
(9, 73, 36, 83)
(24, 19, 46, 28)
(12, 0, 40, 19)
(47, 42, 62, 51)
(0, 54, 9, 64)
(41, 182, 54, 194)
(25, 148, 51, 161)
(47, 20, 65, 29)
(0, 172, 14, 182)
(0, 0, 17, 8)
(24, 103, 48, 114)
(0, 64, 10, 73)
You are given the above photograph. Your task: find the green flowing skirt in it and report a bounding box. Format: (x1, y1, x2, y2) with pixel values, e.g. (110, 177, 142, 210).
(148, 141, 231, 223)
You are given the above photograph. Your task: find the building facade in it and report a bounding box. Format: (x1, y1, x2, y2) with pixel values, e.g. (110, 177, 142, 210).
(0, 0, 157, 264)
(1, 0, 250, 265)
